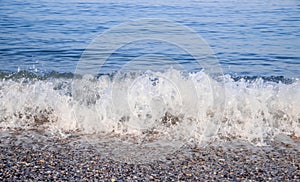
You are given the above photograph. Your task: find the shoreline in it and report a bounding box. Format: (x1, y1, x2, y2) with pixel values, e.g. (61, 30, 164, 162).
(0, 129, 299, 181)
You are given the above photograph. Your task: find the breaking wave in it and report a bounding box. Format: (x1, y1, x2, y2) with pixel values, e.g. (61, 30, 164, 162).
(0, 69, 299, 146)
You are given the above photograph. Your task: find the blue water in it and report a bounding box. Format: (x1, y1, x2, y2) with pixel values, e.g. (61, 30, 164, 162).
(1, 0, 299, 78)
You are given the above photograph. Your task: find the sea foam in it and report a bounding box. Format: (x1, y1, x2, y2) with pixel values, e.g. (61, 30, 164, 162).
(0, 69, 299, 146)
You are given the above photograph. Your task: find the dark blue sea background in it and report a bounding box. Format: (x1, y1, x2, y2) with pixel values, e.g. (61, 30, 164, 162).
(0, 0, 299, 78)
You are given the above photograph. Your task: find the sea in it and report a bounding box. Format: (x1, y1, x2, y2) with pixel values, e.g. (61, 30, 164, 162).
(0, 0, 299, 162)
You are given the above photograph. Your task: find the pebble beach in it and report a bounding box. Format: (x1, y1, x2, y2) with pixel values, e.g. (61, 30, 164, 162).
(1, 0, 300, 181)
(1, 129, 299, 181)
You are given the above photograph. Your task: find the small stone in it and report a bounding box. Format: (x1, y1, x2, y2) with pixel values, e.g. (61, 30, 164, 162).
(185, 173, 192, 177)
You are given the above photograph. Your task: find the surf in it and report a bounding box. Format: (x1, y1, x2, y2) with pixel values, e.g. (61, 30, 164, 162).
(0, 69, 299, 146)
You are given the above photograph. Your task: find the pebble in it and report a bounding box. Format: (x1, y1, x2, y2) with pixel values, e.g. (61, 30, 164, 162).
(0, 129, 299, 181)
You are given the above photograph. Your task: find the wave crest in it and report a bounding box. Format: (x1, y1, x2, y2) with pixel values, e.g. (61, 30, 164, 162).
(0, 70, 299, 145)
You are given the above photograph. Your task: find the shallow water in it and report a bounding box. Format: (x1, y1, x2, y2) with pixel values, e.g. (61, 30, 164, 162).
(0, 0, 299, 77)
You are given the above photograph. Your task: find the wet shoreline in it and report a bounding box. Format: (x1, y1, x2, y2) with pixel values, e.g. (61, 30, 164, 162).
(0, 129, 299, 181)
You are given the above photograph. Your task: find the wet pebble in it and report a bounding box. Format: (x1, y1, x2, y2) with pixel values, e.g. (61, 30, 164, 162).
(0, 130, 299, 181)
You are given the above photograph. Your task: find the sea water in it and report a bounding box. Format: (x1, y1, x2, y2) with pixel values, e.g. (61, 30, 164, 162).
(0, 0, 299, 162)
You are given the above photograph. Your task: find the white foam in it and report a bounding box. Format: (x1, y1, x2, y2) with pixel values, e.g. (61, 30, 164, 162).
(0, 70, 299, 145)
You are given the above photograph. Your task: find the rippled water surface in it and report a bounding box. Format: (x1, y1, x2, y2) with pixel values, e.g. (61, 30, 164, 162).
(0, 0, 299, 77)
